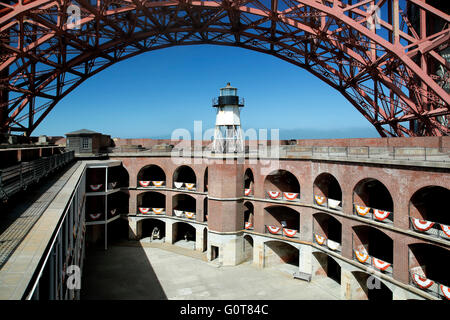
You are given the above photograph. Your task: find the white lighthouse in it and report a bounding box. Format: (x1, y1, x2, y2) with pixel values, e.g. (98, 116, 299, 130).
(212, 83, 244, 153)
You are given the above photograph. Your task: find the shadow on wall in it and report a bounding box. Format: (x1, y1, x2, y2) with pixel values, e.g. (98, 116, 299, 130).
(81, 223, 167, 300)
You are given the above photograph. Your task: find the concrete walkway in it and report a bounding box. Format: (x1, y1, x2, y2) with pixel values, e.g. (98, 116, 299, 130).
(81, 243, 340, 300)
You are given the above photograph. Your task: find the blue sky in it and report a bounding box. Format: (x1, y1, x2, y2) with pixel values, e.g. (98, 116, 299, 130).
(34, 44, 379, 139)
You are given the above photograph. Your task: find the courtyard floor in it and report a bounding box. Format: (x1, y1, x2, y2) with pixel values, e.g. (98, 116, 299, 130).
(81, 242, 341, 300)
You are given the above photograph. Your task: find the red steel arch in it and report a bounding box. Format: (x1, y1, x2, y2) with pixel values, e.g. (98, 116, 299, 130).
(0, 0, 449, 136)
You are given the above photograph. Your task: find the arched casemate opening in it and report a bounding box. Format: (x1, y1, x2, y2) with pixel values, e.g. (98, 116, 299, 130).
(108, 165, 129, 189)
(173, 165, 197, 190)
(244, 202, 254, 230)
(244, 168, 254, 197)
(264, 206, 300, 239)
(86, 196, 105, 222)
(203, 227, 208, 253)
(172, 222, 196, 250)
(313, 213, 342, 252)
(107, 191, 129, 219)
(409, 186, 450, 240)
(204, 167, 208, 192)
(409, 243, 450, 300)
(352, 226, 393, 275)
(264, 170, 300, 202)
(141, 218, 166, 242)
(313, 173, 342, 210)
(353, 178, 394, 224)
(352, 271, 393, 300)
(264, 241, 299, 274)
(243, 235, 254, 263)
(137, 165, 166, 188)
(312, 252, 341, 285)
(137, 192, 166, 215)
(172, 194, 196, 220)
(203, 198, 208, 222)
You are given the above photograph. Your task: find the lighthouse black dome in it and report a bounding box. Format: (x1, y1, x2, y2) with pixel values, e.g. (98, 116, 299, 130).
(212, 83, 244, 108)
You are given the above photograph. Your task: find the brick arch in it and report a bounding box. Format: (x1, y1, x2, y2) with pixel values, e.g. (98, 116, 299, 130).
(263, 169, 301, 197)
(350, 271, 393, 300)
(173, 165, 197, 187)
(137, 164, 166, 186)
(409, 185, 450, 224)
(352, 177, 394, 213)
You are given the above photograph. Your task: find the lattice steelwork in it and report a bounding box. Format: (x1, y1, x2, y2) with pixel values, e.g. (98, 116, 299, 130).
(0, 0, 449, 136)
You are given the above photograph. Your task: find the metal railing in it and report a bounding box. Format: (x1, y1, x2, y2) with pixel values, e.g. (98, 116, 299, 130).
(173, 182, 196, 191)
(173, 210, 197, 220)
(0, 151, 75, 201)
(137, 180, 166, 188)
(313, 233, 342, 253)
(353, 204, 394, 225)
(280, 146, 450, 163)
(109, 145, 450, 163)
(314, 195, 343, 211)
(265, 191, 300, 202)
(265, 225, 299, 239)
(352, 246, 393, 275)
(409, 270, 449, 300)
(137, 207, 166, 216)
(244, 221, 254, 230)
(25, 162, 85, 300)
(409, 217, 450, 241)
(87, 181, 120, 193)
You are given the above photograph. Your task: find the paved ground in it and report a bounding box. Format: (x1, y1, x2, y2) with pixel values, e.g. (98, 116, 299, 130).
(81, 242, 340, 300)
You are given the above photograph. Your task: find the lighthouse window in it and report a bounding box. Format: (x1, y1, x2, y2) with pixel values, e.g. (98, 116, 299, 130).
(221, 88, 236, 96)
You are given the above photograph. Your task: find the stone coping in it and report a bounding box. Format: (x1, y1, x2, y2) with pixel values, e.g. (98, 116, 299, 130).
(108, 152, 450, 169)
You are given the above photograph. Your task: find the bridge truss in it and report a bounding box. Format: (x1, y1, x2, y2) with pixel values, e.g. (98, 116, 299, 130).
(0, 0, 449, 136)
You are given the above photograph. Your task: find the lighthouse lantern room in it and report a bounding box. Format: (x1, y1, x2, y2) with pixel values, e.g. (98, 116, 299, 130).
(212, 83, 245, 153)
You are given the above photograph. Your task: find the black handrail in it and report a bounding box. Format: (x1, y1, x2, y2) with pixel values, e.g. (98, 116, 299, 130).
(0, 151, 75, 201)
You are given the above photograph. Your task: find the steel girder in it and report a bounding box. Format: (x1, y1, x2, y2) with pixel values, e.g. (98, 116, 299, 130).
(0, 0, 449, 136)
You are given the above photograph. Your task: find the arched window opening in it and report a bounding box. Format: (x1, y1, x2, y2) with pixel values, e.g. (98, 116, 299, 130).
(264, 206, 300, 239)
(204, 167, 208, 192)
(173, 166, 197, 190)
(137, 192, 166, 215)
(243, 235, 254, 263)
(264, 170, 300, 202)
(410, 186, 450, 241)
(244, 202, 254, 230)
(264, 241, 299, 275)
(244, 168, 254, 196)
(313, 213, 342, 252)
(173, 194, 196, 220)
(313, 173, 342, 210)
(141, 218, 166, 242)
(353, 178, 393, 224)
(173, 222, 196, 250)
(352, 226, 393, 275)
(352, 272, 393, 300)
(137, 165, 166, 188)
(409, 243, 450, 299)
(312, 252, 341, 286)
